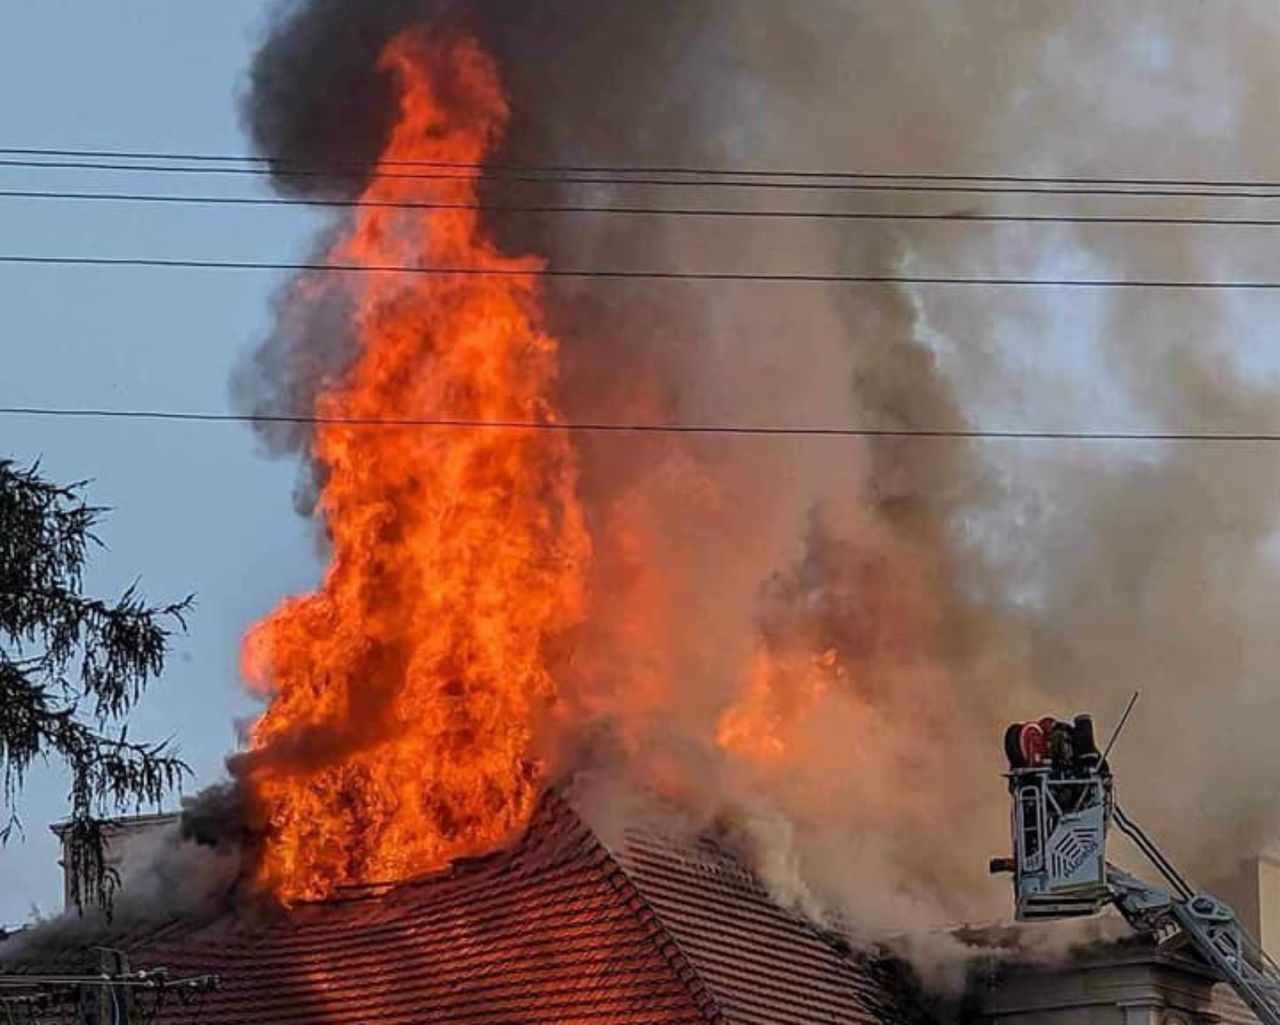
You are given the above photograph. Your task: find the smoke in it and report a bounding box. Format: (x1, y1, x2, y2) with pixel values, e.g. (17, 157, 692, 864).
(0, 787, 247, 960)
(234, 0, 1280, 967)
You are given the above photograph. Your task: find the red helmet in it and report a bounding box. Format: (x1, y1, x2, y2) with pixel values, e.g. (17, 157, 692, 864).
(1019, 721, 1049, 766)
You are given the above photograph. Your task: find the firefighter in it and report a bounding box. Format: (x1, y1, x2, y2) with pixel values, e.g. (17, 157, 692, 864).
(1006, 715, 1108, 779)
(1070, 713, 1110, 780)
(1004, 719, 1046, 769)
(1046, 719, 1075, 775)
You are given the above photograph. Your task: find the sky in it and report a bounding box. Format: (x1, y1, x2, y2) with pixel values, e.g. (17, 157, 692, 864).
(5, 0, 1280, 934)
(0, 0, 322, 924)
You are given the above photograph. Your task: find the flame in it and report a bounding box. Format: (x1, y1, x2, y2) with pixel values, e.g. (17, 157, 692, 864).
(717, 647, 840, 764)
(240, 32, 589, 903)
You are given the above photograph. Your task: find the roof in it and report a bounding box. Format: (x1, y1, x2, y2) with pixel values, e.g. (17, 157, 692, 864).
(3, 794, 916, 1025)
(620, 829, 900, 1025)
(49, 812, 181, 840)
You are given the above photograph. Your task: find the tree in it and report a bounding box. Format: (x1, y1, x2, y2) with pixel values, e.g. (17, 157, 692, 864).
(0, 459, 192, 911)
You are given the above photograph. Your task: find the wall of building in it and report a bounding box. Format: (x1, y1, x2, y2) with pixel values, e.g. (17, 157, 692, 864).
(979, 949, 1257, 1025)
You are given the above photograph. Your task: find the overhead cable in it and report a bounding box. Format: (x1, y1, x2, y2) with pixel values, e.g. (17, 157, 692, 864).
(4, 253, 1280, 289)
(9, 157, 1280, 199)
(3, 405, 1280, 443)
(6, 145, 1280, 190)
(10, 188, 1280, 227)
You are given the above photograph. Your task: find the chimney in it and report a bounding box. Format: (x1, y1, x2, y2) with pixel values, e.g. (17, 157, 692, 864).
(1203, 846, 1280, 960)
(51, 813, 180, 911)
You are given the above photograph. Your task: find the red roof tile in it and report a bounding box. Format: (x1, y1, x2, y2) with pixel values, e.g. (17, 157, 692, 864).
(4, 795, 913, 1025)
(618, 830, 893, 1025)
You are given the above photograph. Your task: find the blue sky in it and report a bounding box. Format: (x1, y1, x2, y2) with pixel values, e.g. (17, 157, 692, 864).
(0, 1, 322, 923)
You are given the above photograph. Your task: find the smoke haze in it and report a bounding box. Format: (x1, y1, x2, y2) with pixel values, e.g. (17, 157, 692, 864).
(233, 0, 1280, 962)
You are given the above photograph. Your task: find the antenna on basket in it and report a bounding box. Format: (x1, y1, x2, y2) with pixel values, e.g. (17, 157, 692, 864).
(1099, 691, 1140, 768)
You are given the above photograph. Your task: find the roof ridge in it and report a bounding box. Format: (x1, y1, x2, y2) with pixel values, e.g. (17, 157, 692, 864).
(512, 789, 730, 1021)
(606, 863, 729, 1025)
(572, 820, 729, 1024)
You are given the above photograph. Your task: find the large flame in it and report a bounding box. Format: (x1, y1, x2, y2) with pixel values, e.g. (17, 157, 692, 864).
(240, 32, 590, 903)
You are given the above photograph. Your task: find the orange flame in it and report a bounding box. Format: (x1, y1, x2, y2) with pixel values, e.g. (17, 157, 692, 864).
(717, 647, 840, 764)
(240, 32, 590, 903)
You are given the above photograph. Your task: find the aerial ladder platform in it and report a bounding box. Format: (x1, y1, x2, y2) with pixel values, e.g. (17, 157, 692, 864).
(993, 712, 1280, 1025)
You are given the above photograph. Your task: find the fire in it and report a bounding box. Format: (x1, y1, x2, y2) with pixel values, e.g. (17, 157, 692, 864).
(717, 647, 840, 764)
(240, 32, 589, 903)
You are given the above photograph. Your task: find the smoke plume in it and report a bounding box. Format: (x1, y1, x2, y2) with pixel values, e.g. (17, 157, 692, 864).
(233, 0, 1280, 963)
(0, 787, 246, 960)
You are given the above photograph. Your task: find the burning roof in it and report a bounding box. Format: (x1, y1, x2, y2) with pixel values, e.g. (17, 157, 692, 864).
(2, 794, 924, 1025)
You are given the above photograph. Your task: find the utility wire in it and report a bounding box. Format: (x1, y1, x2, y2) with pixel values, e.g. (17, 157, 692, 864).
(2, 405, 1277, 443)
(5, 253, 1280, 289)
(7, 145, 1280, 190)
(10, 188, 1280, 227)
(9, 157, 1280, 199)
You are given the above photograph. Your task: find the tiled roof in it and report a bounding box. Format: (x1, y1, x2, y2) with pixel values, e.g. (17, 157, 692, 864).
(618, 830, 896, 1025)
(4, 795, 914, 1025)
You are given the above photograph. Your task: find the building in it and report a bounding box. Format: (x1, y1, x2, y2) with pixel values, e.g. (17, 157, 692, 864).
(5, 795, 1271, 1025)
(2, 794, 931, 1024)
(979, 942, 1258, 1025)
(50, 812, 180, 911)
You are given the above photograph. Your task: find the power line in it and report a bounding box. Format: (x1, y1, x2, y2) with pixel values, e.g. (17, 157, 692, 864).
(9, 157, 1280, 199)
(7, 145, 1280, 190)
(4, 253, 1280, 289)
(10, 187, 1280, 228)
(2, 405, 1277, 443)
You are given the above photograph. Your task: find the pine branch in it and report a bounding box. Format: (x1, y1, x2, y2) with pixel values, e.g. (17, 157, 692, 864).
(0, 460, 193, 913)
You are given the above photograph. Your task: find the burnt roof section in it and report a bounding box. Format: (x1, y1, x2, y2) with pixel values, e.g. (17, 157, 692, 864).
(4, 794, 913, 1025)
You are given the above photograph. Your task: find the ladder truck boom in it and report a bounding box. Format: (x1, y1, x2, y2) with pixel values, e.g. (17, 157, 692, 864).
(995, 714, 1280, 1025)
